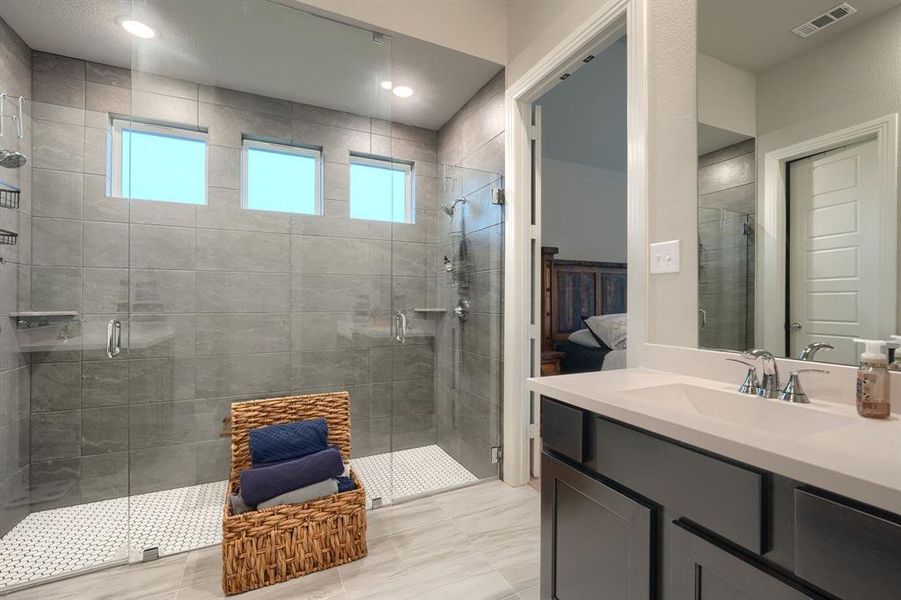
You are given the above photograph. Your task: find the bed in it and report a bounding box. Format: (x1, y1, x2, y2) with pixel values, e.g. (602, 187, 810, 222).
(541, 247, 627, 373)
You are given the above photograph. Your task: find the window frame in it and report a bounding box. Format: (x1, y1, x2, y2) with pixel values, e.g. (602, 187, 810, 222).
(109, 118, 209, 205)
(348, 154, 415, 224)
(240, 138, 323, 215)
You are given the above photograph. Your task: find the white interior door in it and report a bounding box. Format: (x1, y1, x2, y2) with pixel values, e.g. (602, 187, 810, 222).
(788, 138, 880, 364)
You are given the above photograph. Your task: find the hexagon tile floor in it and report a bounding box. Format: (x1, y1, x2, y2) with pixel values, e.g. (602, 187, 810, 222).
(0, 444, 478, 591)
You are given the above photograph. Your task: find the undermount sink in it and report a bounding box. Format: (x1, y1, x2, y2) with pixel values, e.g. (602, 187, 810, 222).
(622, 383, 857, 436)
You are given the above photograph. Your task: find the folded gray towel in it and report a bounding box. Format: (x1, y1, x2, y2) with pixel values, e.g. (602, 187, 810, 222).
(257, 478, 339, 510)
(229, 494, 254, 516)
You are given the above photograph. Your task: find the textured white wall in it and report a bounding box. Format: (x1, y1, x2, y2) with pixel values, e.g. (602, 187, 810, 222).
(505, 0, 700, 347)
(698, 52, 756, 137)
(646, 0, 699, 347)
(756, 4, 901, 335)
(757, 5, 901, 140)
(506, 0, 616, 84)
(542, 158, 627, 262)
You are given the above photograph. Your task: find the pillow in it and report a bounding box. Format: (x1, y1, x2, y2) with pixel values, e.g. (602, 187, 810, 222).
(583, 314, 627, 350)
(568, 328, 601, 348)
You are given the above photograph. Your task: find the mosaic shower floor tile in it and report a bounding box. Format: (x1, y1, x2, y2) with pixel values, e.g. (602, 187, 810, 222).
(0, 445, 477, 590)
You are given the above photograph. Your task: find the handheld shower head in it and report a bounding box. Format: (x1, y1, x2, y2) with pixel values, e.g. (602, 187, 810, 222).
(442, 197, 467, 217)
(0, 150, 26, 169)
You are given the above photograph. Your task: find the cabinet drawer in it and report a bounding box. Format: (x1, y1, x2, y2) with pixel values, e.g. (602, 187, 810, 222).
(595, 417, 765, 553)
(541, 397, 586, 462)
(795, 488, 901, 600)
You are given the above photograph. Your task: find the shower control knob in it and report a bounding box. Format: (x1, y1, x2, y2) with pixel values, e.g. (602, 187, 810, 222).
(454, 298, 470, 321)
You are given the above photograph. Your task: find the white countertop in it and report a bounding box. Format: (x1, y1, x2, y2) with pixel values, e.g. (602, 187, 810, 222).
(528, 368, 901, 514)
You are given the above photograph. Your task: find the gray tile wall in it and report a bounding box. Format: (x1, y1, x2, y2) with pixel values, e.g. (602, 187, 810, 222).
(698, 139, 756, 352)
(434, 70, 505, 478)
(28, 50, 440, 509)
(0, 16, 32, 537)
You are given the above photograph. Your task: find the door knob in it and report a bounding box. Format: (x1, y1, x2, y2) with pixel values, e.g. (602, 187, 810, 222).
(790, 322, 802, 331)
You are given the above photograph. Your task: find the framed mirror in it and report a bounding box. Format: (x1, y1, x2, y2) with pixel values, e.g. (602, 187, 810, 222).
(697, 0, 901, 365)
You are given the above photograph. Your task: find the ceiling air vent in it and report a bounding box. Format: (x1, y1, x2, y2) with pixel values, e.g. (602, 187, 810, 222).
(792, 3, 857, 38)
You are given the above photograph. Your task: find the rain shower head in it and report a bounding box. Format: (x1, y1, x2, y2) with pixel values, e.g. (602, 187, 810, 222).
(0, 150, 26, 169)
(442, 197, 467, 216)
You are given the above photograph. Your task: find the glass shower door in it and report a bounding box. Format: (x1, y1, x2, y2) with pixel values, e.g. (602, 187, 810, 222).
(121, 0, 396, 553)
(432, 164, 505, 487)
(0, 91, 136, 586)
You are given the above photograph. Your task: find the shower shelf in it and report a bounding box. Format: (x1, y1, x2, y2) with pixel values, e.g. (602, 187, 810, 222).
(0, 228, 16, 245)
(0, 186, 19, 210)
(9, 311, 79, 330)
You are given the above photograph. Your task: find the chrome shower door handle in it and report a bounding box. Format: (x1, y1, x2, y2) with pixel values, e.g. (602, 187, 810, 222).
(698, 308, 708, 329)
(395, 312, 407, 344)
(106, 319, 121, 358)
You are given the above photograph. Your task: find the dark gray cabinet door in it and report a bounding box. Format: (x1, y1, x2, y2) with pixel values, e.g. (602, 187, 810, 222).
(541, 452, 652, 600)
(668, 522, 817, 600)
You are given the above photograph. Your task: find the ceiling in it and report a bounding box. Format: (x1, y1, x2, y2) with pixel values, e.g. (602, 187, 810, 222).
(0, 0, 502, 130)
(699, 0, 901, 73)
(537, 36, 627, 173)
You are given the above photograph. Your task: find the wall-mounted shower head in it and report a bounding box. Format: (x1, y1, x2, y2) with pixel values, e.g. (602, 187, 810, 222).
(442, 197, 467, 217)
(0, 150, 26, 169)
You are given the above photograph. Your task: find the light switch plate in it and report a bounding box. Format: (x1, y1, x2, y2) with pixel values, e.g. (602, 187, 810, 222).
(650, 240, 680, 274)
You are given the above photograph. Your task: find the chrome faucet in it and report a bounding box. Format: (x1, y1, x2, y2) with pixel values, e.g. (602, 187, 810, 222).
(799, 342, 834, 361)
(725, 358, 759, 395)
(778, 369, 829, 404)
(742, 349, 780, 398)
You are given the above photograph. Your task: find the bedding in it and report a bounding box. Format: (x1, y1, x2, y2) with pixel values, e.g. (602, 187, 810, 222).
(601, 349, 627, 371)
(584, 313, 627, 350)
(554, 340, 609, 373)
(568, 328, 601, 348)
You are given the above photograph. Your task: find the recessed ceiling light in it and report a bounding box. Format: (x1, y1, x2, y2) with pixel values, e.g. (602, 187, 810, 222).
(117, 17, 156, 39)
(392, 86, 414, 98)
(380, 80, 393, 90)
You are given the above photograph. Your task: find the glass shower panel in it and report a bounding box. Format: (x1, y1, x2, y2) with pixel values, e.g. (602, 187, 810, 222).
(124, 0, 393, 554)
(432, 163, 505, 486)
(388, 65, 506, 502)
(1, 39, 133, 586)
(698, 209, 755, 351)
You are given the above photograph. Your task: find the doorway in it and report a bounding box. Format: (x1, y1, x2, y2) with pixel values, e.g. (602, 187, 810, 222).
(503, 0, 648, 487)
(529, 36, 629, 478)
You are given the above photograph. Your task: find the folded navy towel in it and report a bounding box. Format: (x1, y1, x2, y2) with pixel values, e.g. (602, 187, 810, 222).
(239, 446, 344, 506)
(249, 417, 328, 465)
(337, 476, 356, 493)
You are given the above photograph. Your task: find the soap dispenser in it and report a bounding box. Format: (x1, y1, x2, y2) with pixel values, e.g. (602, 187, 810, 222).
(853, 339, 891, 419)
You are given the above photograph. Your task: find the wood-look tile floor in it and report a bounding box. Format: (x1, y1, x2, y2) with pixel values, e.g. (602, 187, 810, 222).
(4, 481, 540, 600)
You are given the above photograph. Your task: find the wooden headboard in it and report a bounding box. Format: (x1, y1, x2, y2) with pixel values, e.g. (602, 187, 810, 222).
(541, 247, 627, 351)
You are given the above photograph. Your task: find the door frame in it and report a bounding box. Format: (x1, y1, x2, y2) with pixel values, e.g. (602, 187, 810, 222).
(759, 114, 899, 354)
(502, 0, 649, 486)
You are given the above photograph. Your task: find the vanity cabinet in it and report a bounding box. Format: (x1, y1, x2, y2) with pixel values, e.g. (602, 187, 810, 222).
(668, 522, 815, 600)
(540, 396, 901, 600)
(540, 453, 653, 600)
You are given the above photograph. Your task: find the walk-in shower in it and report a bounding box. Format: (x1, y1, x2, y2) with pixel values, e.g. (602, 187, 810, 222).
(0, 0, 505, 591)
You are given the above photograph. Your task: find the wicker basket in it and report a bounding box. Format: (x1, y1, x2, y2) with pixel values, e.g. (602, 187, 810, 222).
(222, 391, 367, 596)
